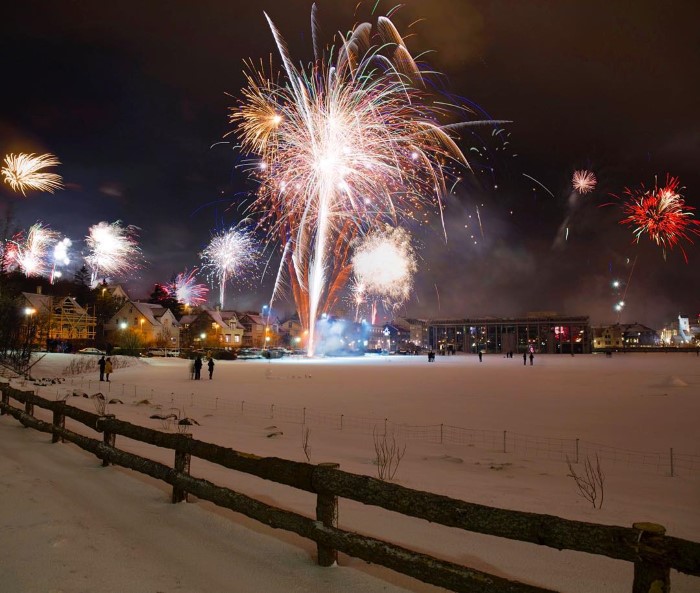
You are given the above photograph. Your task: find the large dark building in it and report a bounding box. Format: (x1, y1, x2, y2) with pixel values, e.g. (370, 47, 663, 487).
(428, 313, 591, 354)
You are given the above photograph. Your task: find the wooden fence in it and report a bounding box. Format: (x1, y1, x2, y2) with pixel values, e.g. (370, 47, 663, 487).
(1, 384, 699, 593)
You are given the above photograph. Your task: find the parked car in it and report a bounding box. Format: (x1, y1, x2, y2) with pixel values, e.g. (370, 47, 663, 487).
(146, 348, 167, 357)
(237, 348, 264, 359)
(165, 349, 180, 358)
(77, 347, 105, 355)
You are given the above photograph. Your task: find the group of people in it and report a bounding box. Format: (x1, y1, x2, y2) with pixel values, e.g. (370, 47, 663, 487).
(191, 355, 215, 380)
(98, 356, 113, 382)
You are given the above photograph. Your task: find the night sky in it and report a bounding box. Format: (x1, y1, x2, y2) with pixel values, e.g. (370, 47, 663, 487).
(1, 1, 698, 328)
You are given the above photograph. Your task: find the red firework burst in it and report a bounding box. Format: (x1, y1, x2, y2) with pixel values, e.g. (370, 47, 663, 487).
(618, 175, 700, 262)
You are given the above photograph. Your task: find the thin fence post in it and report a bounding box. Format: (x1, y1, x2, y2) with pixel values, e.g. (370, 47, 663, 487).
(24, 391, 35, 422)
(440, 423, 444, 444)
(172, 433, 193, 503)
(576, 438, 580, 464)
(503, 430, 507, 453)
(303, 407, 306, 425)
(241, 400, 245, 412)
(314, 462, 340, 567)
(632, 522, 670, 593)
(669, 448, 674, 477)
(99, 414, 116, 467)
(384, 418, 388, 437)
(52, 401, 66, 443)
(340, 414, 343, 430)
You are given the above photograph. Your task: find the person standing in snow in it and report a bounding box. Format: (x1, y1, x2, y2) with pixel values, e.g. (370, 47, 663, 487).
(207, 357, 215, 380)
(105, 357, 113, 382)
(193, 355, 203, 380)
(98, 355, 106, 381)
(523, 351, 527, 366)
(529, 351, 534, 366)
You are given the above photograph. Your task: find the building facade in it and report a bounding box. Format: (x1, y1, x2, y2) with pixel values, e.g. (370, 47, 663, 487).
(428, 314, 591, 354)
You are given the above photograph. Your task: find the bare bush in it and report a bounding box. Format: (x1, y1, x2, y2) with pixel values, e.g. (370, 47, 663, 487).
(566, 454, 605, 509)
(302, 426, 311, 462)
(91, 392, 108, 416)
(373, 427, 406, 481)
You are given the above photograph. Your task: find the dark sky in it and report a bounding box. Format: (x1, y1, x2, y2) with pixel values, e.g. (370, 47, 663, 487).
(1, 0, 698, 327)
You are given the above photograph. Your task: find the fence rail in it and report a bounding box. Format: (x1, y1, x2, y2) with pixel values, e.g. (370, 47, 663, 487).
(27, 375, 700, 477)
(2, 384, 699, 593)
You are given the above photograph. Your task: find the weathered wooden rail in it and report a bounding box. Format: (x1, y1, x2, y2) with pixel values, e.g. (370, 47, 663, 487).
(1, 384, 698, 593)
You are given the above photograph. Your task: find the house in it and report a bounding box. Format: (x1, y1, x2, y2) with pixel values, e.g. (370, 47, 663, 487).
(394, 317, 429, 349)
(592, 322, 659, 350)
(278, 314, 304, 348)
(21, 291, 97, 347)
(105, 301, 179, 348)
(178, 307, 245, 349)
(238, 313, 274, 348)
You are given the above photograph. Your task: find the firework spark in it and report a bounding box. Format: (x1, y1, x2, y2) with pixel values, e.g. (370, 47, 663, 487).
(352, 226, 417, 322)
(167, 268, 209, 307)
(230, 9, 489, 354)
(617, 175, 700, 262)
(200, 227, 258, 307)
(572, 169, 597, 194)
(50, 237, 72, 283)
(5, 223, 59, 277)
(1, 153, 63, 195)
(85, 221, 142, 285)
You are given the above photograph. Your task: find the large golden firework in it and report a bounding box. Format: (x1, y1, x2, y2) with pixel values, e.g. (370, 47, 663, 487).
(1, 152, 63, 195)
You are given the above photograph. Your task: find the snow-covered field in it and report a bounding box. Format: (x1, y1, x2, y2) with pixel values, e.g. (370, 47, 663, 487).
(1, 352, 699, 593)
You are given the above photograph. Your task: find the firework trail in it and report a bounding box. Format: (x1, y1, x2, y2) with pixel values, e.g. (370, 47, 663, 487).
(351, 226, 417, 323)
(50, 237, 72, 283)
(5, 223, 59, 277)
(167, 268, 209, 307)
(572, 169, 597, 194)
(85, 221, 142, 285)
(200, 226, 259, 307)
(1, 153, 63, 195)
(230, 8, 494, 354)
(522, 173, 555, 198)
(615, 175, 700, 262)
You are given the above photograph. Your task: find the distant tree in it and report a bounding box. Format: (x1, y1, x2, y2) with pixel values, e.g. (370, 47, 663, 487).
(72, 265, 92, 304)
(148, 283, 182, 319)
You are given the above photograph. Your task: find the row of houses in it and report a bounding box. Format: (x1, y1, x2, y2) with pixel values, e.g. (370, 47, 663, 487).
(18, 287, 698, 353)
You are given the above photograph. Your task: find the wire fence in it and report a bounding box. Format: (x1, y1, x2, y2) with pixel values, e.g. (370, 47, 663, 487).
(25, 374, 700, 478)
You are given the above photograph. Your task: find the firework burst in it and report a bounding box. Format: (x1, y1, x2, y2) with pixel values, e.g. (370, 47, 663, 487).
(85, 221, 142, 285)
(617, 175, 700, 262)
(230, 9, 493, 353)
(5, 223, 60, 277)
(572, 169, 596, 194)
(200, 227, 259, 307)
(167, 268, 209, 307)
(1, 153, 63, 195)
(352, 226, 417, 320)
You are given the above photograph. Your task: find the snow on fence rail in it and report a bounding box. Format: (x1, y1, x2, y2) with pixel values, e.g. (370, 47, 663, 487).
(2, 383, 699, 593)
(22, 375, 700, 477)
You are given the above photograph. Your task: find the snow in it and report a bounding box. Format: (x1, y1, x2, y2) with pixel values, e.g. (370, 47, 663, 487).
(1, 352, 699, 593)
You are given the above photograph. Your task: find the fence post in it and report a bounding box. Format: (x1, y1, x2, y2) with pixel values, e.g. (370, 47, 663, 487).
(24, 391, 35, 422)
(340, 414, 343, 430)
(314, 462, 340, 567)
(172, 433, 193, 503)
(303, 407, 306, 425)
(669, 448, 674, 477)
(0, 387, 8, 415)
(98, 414, 116, 467)
(440, 423, 444, 444)
(632, 522, 670, 593)
(503, 430, 507, 453)
(52, 401, 66, 443)
(576, 438, 580, 464)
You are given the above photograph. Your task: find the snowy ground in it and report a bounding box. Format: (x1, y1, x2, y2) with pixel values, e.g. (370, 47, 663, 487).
(1, 352, 699, 593)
